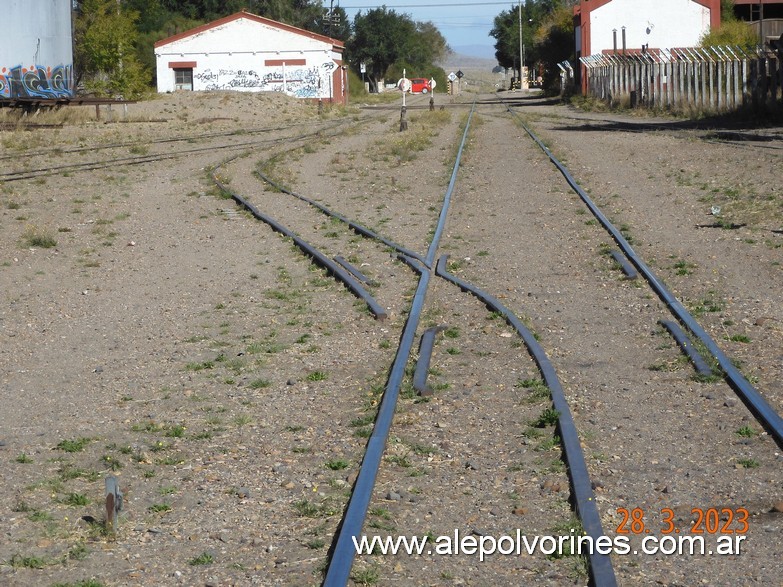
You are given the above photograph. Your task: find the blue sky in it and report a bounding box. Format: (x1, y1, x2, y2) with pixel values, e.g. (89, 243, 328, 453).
(338, 0, 517, 58)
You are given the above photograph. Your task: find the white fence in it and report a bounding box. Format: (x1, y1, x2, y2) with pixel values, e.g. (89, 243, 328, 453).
(579, 46, 782, 112)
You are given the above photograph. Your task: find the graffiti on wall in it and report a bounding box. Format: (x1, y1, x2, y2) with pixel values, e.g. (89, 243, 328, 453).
(0, 64, 74, 99)
(195, 68, 262, 89)
(194, 61, 336, 98)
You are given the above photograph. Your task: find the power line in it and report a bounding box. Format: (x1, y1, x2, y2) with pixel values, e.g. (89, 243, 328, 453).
(342, 1, 518, 7)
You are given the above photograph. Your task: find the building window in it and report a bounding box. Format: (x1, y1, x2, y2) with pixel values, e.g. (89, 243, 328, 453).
(174, 68, 193, 91)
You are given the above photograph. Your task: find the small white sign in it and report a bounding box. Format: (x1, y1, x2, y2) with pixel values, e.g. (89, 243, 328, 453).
(430, 78, 437, 90)
(447, 72, 457, 82)
(398, 77, 412, 92)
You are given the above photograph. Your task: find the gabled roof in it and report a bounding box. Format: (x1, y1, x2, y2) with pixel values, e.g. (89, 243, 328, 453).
(575, 0, 720, 17)
(154, 10, 344, 51)
(573, 0, 721, 30)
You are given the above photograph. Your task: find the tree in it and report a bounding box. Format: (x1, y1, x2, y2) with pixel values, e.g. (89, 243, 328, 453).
(156, 0, 327, 32)
(411, 22, 449, 65)
(348, 8, 448, 92)
(490, 0, 547, 78)
(700, 21, 758, 50)
(254, 0, 326, 31)
(312, 6, 352, 41)
(74, 0, 150, 98)
(700, 0, 757, 49)
(533, 3, 575, 90)
(491, 0, 576, 89)
(123, 0, 167, 33)
(491, 9, 519, 74)
(158, 0, 245, 20)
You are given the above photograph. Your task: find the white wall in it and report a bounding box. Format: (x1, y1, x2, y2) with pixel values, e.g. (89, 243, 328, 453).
(155, 16, 341, 100)
(590, 0, 712, 54)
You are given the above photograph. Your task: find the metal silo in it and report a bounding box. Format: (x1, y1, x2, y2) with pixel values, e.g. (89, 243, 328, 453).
(0, 0, 74, 99)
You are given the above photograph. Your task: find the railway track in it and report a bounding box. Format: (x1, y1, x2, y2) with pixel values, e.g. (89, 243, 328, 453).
(0, 120, 349, 183)
(535, 110, 783, 153)
(204, 92, 782, 585)
(1, 91, 780, 586)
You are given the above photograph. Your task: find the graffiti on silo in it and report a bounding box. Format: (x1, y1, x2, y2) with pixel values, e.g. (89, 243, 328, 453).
(2, 0, 75, 99)
(0, 64, 74, 99)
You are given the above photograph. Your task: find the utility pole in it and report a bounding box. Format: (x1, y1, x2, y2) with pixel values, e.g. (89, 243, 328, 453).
(325, 0, 340, 37)
(518, 0, 524, 85)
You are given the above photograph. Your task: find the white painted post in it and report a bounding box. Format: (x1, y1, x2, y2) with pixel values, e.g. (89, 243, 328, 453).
(612, 56, 617, 101)
(701, 49, 712, 110)
(717, 50, 724, 111)
(690, 50, 701, 108)
(708, 48, 716, 111)
(686, 51, 695, 107)
(402, 68, 406, 108)
(676, 57, 683, 105)
(700, 50, 708, 109)
(728, 47, 741, 110)
(741, 50, 749, 107)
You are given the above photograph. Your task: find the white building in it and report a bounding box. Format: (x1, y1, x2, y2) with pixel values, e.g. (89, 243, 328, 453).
(154, 10, 347, 104)
(574, 0, 721, 58)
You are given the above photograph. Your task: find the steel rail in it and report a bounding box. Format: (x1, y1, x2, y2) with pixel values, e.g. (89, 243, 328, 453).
(435, 255, 617, 587)
(323, 101, 477, 587)
(608, 250, 638, 279)
(334, 256, 378, 287)
(210, 165, 387, 321)
(0, 127, 338, 183)
(659, 320, 714, 377)
(0, 119, 323, 162)
(514, 109, 783, 154)
(413, 326, 445, 396)
(512, 110, 783, 447)
(254, 169, 428, 266)
(396, 253, 427, 274)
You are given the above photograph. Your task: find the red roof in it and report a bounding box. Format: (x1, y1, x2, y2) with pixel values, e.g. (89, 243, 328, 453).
(154, 10, 344, 51)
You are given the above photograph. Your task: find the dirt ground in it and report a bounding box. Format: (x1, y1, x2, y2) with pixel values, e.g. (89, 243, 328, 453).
(0, 88, 781, 587)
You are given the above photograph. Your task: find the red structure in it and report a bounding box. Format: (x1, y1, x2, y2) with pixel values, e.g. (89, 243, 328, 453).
(573, 0, 722, 92)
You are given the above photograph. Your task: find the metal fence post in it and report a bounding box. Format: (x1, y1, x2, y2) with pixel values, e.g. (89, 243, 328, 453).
(741, 47, 750, 107)
(709, 47, 718, 110)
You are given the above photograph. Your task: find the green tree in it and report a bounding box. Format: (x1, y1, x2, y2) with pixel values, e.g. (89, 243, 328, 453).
(312, 6, 352, 41)
(410, 22, 449, 65)
(701, 0, 757, 49)
(720, 0, 737, 22)
(123, 0, 167, 32)
(348, 8, 448, 92)
(158, 0, 244, 20)
(491, 0, 576, 90)
(349, 7, 413, 91)
(491, 9, 520, 74)
(533, 4, 575, 91)
(255, 0, 325, 31)
(156, 0, 326, 32)
(700, 21, 757, 50)
(74, 0, 150, 98)
(490, 0, 547, 78)
(136, 13, 205, 84)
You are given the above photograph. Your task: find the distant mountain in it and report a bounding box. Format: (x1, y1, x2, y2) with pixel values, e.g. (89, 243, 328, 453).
(440, 48, 499, 77)
(449, 45, 498, 61)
